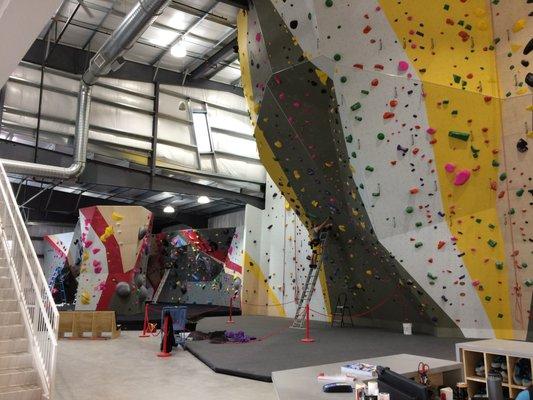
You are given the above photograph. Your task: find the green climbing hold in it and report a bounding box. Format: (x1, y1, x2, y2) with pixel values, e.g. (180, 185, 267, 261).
(415, 222, 423, 227)
(488, 223, 495, 229)
(448, 131, 470, 141)
(405, 206, 414, 214)
(377, 132, 385, 140)
(365, 165, 374, 172)
(451, 110, 459, 116)
(346, 135, 353, 143)
(340, 76, 347, 83)
(499, 172, 507, 181)
(475, 218, 482, 224)
(360, 89, 369, 95)
(359, 183, 364, 189)
(471, 146, 480, 158)
(333, 53, 342, 61)
(521, 262, 528, 269)
(351, 102, 361, 111)
(508, 208, 515, 215)
(442, 99, 450, 105)
(484, 296, 491, 302)
(325, 0, 333, 6)
(443, 3, 450, 10)
(351, 152, 357, 158)
(492, 159, 499, 167)
(487, 239, 497, 248)
(497, 313, 503, 319)
(355, 116, 362, 122)
(372, 192, 380, 197)
(427, 272, 437, 280)
(516, 188, 524, 197)
(495, 261, 504, 270)
(453, 74, 461, 84)
(415, 242, 423, 248)
(525, 279, 533, 287)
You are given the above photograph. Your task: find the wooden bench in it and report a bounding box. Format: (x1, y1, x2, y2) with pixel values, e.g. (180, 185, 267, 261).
(59, 311, 120, 339)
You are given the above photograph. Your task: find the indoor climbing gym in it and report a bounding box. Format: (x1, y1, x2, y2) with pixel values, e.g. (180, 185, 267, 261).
(0, 0, 531, 399)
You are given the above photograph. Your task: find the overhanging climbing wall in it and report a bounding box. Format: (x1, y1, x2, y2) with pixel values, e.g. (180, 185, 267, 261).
(238, 0, 532, 338)
(149, 228, 243, 308)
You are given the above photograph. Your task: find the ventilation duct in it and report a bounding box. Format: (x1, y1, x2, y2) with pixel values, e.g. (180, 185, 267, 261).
(1, 0, 171, 179)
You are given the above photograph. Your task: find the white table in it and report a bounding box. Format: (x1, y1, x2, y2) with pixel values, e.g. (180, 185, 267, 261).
(272, 353, 463, 400)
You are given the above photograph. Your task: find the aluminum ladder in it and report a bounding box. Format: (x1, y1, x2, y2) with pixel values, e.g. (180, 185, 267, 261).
(291, 231, 328, 329)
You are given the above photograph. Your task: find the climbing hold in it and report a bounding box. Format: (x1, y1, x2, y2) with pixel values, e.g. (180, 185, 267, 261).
(427, 272, 437, 280)
(293, 170, 301, 179)
(80, 291, 91, 304)
(325, 0, 333, 7)
(383, 112, 395, 120)
(495, 261, 504, 270)
(516, 138, 528, 152)
(437, 241, 446, 250)
(512, 19, 526, 32)
(351, 102, 362, 111)
(453, 169, 471, 186)
(516, 188, 524, 197)
(365, 165, 374, 172)
(333, 53, 342, 61)
(405, 206, 414, 214)
(448, 131, 470, 141)
(340, 76, 347, 83)
(409, 187, 419, 194)
(499, 172, 507, 181)
(525, 279, 533, 287)
(346, 135, 353, 143)
(398, 60, 409, 72)
(111, 212, 124, 221)
(487, 239, 497, 248)
(444, 163, 456, 173)
(414, 242, 423, 248)
(274, 140, 283, 148)
(426, 127, 436, 135)
(377, 132, 385, 140)
(492, 159, 499, 167)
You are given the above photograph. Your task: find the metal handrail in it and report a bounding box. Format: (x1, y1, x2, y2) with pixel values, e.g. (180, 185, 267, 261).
(0, 162, 59, 399)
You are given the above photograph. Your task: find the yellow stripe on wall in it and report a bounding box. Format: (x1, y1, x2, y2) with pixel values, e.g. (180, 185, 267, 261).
(380, 0, 513, 337)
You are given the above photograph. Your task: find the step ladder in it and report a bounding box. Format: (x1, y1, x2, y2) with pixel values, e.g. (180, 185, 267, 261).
(331, 292, 353, 328)
(291, 231, 328, 329)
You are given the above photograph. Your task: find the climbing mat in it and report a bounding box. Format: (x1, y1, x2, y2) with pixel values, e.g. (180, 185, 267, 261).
(238, 0, 532, 339)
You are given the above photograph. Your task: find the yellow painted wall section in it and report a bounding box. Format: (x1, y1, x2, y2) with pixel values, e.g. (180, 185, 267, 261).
(380, 0, 513, 337)
(241, 252, 286, 317)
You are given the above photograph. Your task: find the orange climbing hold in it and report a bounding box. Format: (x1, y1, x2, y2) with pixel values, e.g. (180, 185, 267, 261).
(409, 187, 419, 194)
(383, 112, 395, 120)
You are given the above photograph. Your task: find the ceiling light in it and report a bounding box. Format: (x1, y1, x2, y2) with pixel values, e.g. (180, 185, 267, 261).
(197, 196, 210, 204)
(163, 205, 175, 214)
(171, 42, 187, 58)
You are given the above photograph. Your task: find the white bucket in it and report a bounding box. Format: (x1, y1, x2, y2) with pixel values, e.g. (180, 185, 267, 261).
(403, 323, 412, 335)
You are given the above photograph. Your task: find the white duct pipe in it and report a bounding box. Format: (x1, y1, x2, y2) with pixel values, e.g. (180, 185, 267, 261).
(1, 0, 171, 179)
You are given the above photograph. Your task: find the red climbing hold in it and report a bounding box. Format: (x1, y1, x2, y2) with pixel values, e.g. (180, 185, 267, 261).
(353, 63, 364, 69)
(389, 99, 398, 107)
(374, 64, 384, 70)
(371, 79, 379, 87)
(383, 112, 395, 119)
(483, 96, 492, 103)
(437, 241, 446, 249)
(458, 31, 470, 42)
(363, 25, 372, 34)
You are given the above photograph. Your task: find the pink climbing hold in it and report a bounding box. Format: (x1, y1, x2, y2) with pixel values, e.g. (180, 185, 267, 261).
(453, 169, 471, 186)
(426, 127, 437, 135)
(398, 60, 409, 72)
(255, 32, 262, 42)
(444, 163, 456, 173)
(92, 248, 100, 254)
(472, 280, 480, 287)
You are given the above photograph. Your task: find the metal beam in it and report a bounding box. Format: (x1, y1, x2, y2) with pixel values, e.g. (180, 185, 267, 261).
(170, 1, 235, 28)
(215, 0, 248, 10)
(23, 40, 244, 96)
(150, 82, 160, 181)
(0, 139, 264, 209)
(188, 38, 238, 80)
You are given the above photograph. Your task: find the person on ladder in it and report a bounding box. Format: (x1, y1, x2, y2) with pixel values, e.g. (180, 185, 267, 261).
(308, 218, 332, 269)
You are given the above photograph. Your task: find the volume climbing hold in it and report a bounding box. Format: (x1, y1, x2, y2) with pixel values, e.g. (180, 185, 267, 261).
(448, 131, 470, 141)
(454, 169, 471, 186)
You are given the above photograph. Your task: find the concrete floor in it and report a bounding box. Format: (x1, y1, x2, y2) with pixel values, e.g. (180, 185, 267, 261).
(54, 331, 276, 400)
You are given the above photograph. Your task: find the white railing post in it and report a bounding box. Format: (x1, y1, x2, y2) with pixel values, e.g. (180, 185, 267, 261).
(0, 163, 59, 400)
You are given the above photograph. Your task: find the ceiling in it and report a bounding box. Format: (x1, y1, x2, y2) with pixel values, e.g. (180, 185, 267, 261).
(42, 0, 243, 86)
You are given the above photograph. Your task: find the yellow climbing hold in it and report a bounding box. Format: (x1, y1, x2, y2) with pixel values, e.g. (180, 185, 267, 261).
(83, 251, 89, 262)
(512, 19, 526, 32)
(274, 140, 283, 148)
(285, 201, 290, 210)
(293, 170, 301, 179)
(356, 283, 363, 289)
(338, 225, 346, 232)
(80, 291, 91, 304)
(312, 200, 319, 207)
(111, 212, 124, 221)
(511, 43, 522, 53)
(516, 87, 528, 95)
(314, 69, 328, 86)
(366, 269, 372, 276)
(100, 225, 114, 242)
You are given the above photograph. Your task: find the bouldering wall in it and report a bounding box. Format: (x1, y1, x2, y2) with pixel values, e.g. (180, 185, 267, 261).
(43, 232, 73, 303)
(64, 206, 153, 315)
(242, 176, 329, 321)
(238, 0, 532, 338)
(150, 228, 242, 308)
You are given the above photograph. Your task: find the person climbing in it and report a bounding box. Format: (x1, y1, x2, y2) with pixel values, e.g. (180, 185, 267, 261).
(308, 217, 332, 269)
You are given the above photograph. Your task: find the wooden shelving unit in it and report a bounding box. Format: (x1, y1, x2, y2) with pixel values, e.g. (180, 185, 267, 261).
(456, 340, 533, 400)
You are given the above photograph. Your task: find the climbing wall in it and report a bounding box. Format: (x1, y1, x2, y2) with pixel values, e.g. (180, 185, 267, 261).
(238, 0, 532, 338)
(242, 177, 329, 321)
(150, 228, 242, 308)
(65, 206, 153, 315)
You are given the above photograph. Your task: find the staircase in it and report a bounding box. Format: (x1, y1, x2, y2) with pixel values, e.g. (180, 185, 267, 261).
(0, 163, 59, 400)
(0, 268, 41, 400)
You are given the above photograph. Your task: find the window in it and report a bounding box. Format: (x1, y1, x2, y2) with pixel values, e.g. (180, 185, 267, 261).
(192, 111, 213, 154)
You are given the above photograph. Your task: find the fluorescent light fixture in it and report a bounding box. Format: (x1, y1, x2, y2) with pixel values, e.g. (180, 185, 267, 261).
(171, 42, 187, 58)
(163, 205, 175, 214)
(197, 196, 210, 204)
